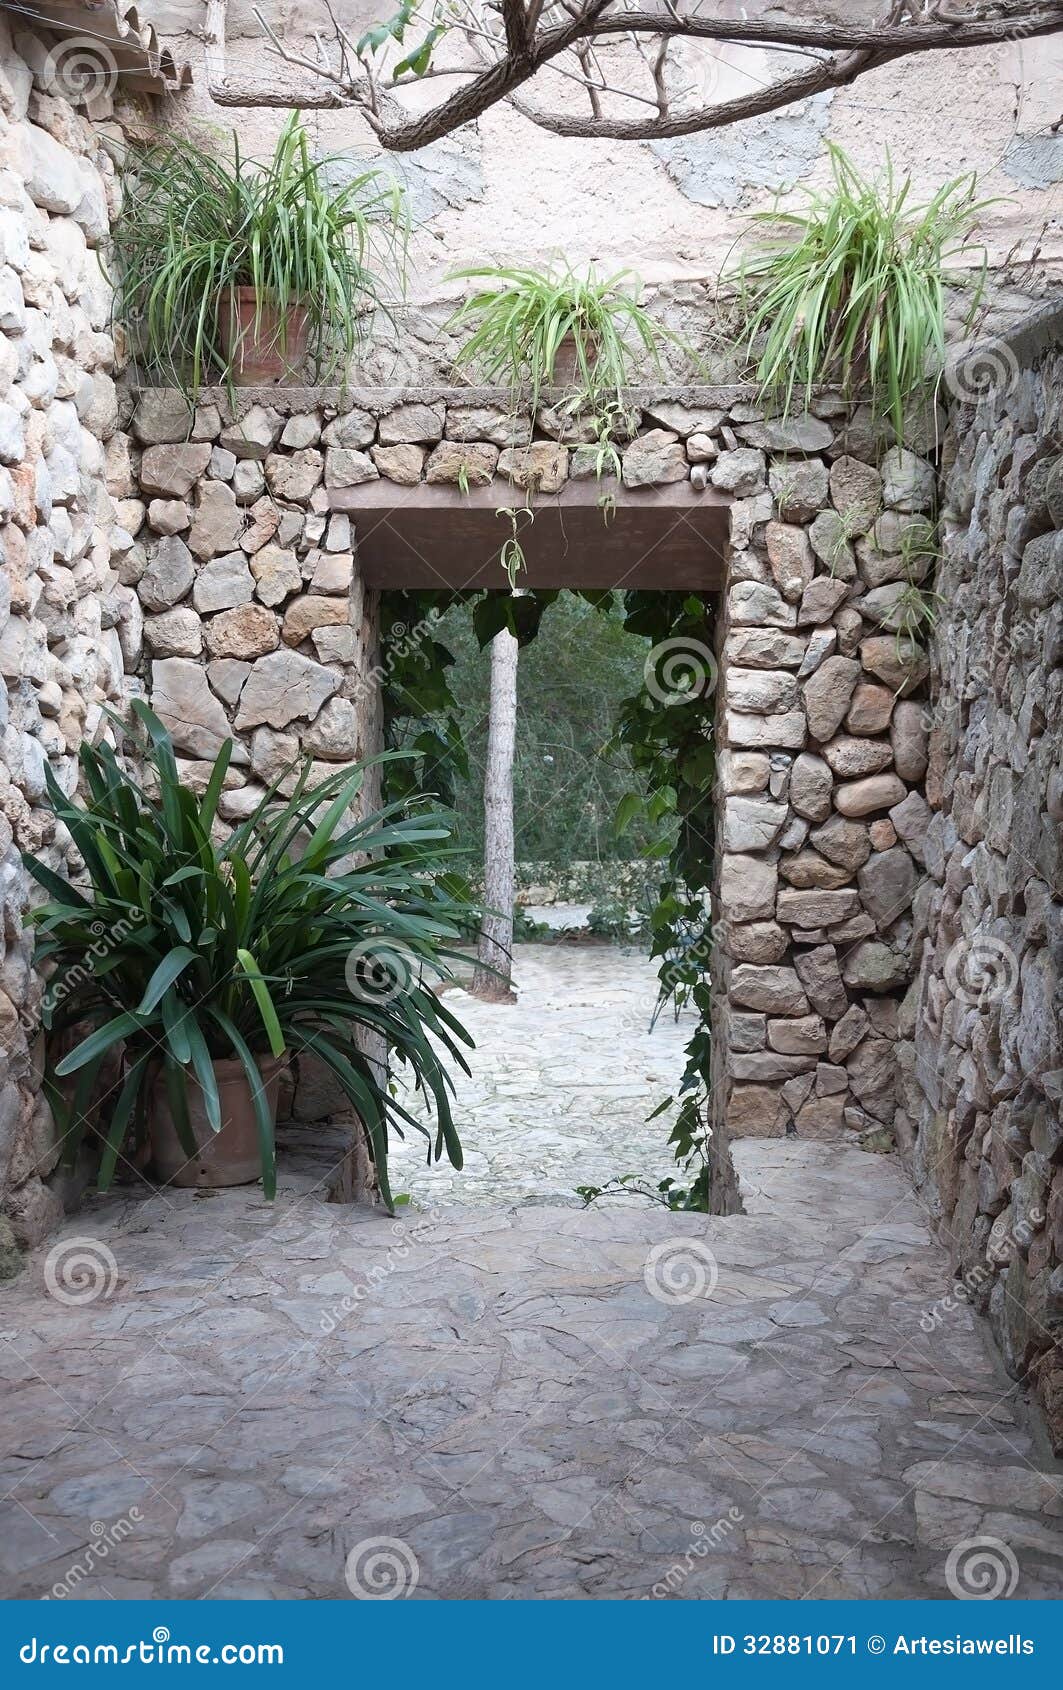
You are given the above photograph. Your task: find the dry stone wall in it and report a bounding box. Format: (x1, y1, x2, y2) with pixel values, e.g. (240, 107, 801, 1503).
(0, 18, 138, 1253)
(124, 385, 936, 1167)
(899, 305, 1063, 1452)
(708, 404, 938, 1180)
(123, 389, 387, 824)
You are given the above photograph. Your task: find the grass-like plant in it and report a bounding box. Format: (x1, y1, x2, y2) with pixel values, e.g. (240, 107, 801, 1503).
(732, 146, 992, 441)
(23, 704, 474, 1209)
(447, 261, 685, 418)
(111, 111, 407, 393)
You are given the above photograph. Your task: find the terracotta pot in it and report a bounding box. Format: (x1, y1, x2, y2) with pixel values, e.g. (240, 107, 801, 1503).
(217, 286, 310, 386)
(549, 330, 597, 390)
(149, 1054, 287, 1189)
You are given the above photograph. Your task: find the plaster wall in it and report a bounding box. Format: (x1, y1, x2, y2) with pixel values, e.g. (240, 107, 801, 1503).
(139, 0, 1063, 384)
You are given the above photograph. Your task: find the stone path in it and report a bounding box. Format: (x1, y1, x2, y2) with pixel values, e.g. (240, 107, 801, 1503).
(1, 949, 1061, 1600)
(390, 944, 695, 1208)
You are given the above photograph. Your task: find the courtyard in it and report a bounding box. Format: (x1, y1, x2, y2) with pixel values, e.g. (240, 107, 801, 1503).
(3, 945, 1061, 1600)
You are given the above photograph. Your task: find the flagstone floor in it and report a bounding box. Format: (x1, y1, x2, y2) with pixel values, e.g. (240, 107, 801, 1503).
(2, 946, 1061, 1601)
(389, 943, 694, 1207)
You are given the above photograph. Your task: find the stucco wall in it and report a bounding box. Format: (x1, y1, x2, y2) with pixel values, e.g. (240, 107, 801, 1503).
(899, 304, 1063, 1454)
(139, 0, 1063, 383)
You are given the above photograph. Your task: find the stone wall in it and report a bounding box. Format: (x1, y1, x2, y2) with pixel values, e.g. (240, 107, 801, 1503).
(899, 305, 1063, 1452)
(149, 0, 1063, 388)
(708, 403, 937, 1183)
(0, 17, 140, 1251)
(123, 384, 935, 1164)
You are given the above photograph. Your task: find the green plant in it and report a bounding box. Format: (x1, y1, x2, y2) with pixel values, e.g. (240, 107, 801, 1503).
(733, 146, 992, 442)
(495, 505, 532, 589)
(111, 112, 407, 395)
(447, 260, 685, 418)
(892, 582, 944, 653)
(23, 704, 474, 1210)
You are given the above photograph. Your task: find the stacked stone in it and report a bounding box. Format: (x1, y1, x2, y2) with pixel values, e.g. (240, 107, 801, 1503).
(122, 392, 378, 814)
(125, 387, 742, 814)
(126, 387, 938, 1171)
(901, 311, 1063, 1451)
(0, 21, 136, 1251)
(712, 403, 937, 1155)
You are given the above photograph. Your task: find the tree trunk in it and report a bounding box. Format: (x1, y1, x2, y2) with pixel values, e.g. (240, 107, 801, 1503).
(471, 618, 519, 1002)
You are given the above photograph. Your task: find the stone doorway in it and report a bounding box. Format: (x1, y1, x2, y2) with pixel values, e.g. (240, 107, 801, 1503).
(129, 383, 933, 1208)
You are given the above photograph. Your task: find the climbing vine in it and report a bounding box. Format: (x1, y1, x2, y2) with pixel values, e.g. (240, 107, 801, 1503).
(378, 583, 718, 1211)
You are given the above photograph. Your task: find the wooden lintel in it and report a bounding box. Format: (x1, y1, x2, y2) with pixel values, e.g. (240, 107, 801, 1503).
(327, 478, 730, 592)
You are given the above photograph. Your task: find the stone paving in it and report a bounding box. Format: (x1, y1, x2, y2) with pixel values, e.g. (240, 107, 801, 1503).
(1, 947, 1062, 1600)
(390, 943, 694, 1207)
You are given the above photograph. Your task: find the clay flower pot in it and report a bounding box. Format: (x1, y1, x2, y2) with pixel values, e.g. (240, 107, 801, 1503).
(549, 329, 597, 391)
(218, 286, 310, 386)
(149, 1054, 288, 1189)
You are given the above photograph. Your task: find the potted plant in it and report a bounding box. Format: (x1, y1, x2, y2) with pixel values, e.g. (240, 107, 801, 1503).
(23, 704, 474, 1211)
(731, 145, 991, 444)
(447, 260, 689, 420)
(111, 112, 408, 392)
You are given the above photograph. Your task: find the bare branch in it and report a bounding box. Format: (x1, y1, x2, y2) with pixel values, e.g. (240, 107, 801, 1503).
(202, 0, 1063, 150)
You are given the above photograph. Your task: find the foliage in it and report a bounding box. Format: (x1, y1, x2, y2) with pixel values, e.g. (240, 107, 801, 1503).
(23, 704, 474, 1210)
(609, 592, 718, 1210)
(585, 878, 657, 943)
(111, 112, 407, 394)
(386, 593, 675, 870)
(447, 260, 686, 419)
(733, 145, 991, 442)
(382, 586, 717, 1209)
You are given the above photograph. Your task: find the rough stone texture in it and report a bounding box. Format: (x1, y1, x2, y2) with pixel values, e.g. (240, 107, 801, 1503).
(6, 1049, 1060, 1598)
(708, 405, 935, 1188)
(0, 18, 137, 1247)
(900, 310, 1063, 1453)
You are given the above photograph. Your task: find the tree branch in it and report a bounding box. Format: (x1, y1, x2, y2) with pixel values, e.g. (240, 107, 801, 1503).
(202, 0, 1063, 149)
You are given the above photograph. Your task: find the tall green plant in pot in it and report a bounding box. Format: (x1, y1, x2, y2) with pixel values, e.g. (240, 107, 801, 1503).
(731, 146, 992, 445)
(24, 705, 475, 1210)
(112, 112, 407, 393)
(447, 261, 689, 424)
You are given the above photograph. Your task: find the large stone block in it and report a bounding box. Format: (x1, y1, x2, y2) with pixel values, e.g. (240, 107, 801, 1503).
(719, 854, 778, 923)
(803, 656, 860, 742)
(234, 650, 340, 730)
(139, 444, 211, 499)
(730, 965, 811, 1016)
(151, 656, 232, 757)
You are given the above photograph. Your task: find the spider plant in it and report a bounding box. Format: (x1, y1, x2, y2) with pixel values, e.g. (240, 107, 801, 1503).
(732, 146, 993, 444)
(447, 260, 687, 420)
(111, 112, 408, 395)
(23, 703, 475, 1210)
